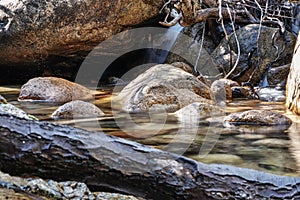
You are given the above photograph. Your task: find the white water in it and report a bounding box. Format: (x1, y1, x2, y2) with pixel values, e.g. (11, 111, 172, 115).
(146, 24, 184, 64)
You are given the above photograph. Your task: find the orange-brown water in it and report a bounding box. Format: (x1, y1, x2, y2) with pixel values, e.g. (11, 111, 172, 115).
(1, 85, 300, 177)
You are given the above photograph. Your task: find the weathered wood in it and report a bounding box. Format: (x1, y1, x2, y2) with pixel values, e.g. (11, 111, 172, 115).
(286, 31, 300, 115)
(0, 113, 300, 199)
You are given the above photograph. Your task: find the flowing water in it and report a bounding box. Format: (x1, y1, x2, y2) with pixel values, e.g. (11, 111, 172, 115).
(2, 85, 300, 177)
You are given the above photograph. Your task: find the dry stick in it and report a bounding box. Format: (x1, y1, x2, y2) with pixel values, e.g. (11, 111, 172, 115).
(224, 4, 241, 79)
(254, 0, 264, 42)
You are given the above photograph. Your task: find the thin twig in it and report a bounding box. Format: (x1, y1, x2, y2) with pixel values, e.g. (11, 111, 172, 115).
(254, 0, 264, 42)
(194, 22, 206, 75)
(224, 3, 241, 79)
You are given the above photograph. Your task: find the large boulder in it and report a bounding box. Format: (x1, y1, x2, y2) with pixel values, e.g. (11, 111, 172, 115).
(18, 77, 93, 103)
(211, 24, 296, 85)
(0, 0, 164, 83)
(113, 64, 214, 113)
(286, 31, 300, 115)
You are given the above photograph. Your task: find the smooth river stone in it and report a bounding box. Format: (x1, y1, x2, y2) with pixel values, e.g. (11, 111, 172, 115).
(51, 100, 105, 119)
(19, 77, 93, 103)
(223, 110, 292, 127)
(114, 64, 214, 113)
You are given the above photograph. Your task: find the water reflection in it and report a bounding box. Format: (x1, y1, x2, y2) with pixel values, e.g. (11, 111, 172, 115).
(1, 86, 300, 176)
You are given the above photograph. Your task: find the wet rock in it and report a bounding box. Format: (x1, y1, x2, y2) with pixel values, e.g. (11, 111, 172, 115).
(175, 102, 223, 123)
(165, 23, 220, 79)
(267, 64, 290, 87)
(19, 77, 93, 103)
(51, 100, 105, 119)
(257, 87, 286, 102)
(0, 94, 7, 104)
(190, 154, 243, 165)
(114, 64, 214, 113)
(211, 24, 296, 84)
(223, 110, 292, 127)
(231, 86, 254, 99)
(210, 79, 238, 101)
(252, 139, 291, 148)
(235, 134, 266, 140)
(0, 103, 32, 120)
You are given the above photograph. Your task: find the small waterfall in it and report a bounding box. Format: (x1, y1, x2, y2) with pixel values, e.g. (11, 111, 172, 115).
(102, 25, 184, 84)
(260, 72, 269, 88)
(146, 24, 183, 64)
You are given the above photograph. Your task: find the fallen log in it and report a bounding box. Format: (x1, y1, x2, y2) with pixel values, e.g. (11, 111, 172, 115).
(0, 112, 300, 199)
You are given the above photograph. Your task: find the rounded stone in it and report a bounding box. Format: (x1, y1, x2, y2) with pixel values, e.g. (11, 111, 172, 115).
(114, 64, 214, 113)
(19, 77, 93, 103)
(211, 79, 237, 101)
(223, 110, 292, 127)
(51, 100, 105, 119)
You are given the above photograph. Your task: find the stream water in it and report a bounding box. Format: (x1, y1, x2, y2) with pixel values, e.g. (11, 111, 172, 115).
(2, 85, 300, 177)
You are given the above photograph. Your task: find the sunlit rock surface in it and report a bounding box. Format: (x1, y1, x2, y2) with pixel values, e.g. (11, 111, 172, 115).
(223, 110, 292, 127)
(51, 100, 105, 119)
(114, 64, 214, 113)
(18, 77, 92, 103)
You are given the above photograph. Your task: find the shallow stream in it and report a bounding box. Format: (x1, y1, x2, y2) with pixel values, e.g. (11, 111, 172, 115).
(1, 85, 300, 177)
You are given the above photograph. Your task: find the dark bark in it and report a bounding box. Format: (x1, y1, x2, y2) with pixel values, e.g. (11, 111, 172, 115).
(0, 113, 300, 199)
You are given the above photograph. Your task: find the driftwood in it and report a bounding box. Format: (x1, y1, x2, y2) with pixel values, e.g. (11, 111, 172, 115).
(0, 112, 300, 199)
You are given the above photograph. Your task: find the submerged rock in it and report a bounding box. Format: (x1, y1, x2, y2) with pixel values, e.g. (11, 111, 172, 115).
(19, 77, 93, 103)
(51, 100, 105, 119)
(223, 110, 292, 127)
(114, 64, 214, 113)
(175, 102, 222, 123)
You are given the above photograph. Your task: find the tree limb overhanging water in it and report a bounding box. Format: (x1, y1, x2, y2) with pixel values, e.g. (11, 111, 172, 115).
(0, 112, 300, 199)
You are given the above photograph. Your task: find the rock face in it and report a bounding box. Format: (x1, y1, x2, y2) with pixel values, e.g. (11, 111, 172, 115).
(0, 0, 164, 83)
(211, 24, 296, 85)
(286, 31, 300, 115)
(19, 77, 92, 103)
(51, 100, 105, 119)
(267, 64, 290, 87)
(223, 110, 292, 127)
(114, 64, 214, 113)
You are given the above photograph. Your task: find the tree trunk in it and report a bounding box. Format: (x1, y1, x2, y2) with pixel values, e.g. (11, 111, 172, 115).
(0, 112, 300, 199)
(286, 31, 300, 114)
